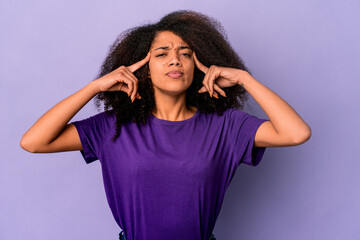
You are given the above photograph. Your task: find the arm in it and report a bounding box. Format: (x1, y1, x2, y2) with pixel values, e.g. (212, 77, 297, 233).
(239, 73, 312, 147)
(20, 53, 150, 153)
(20, 82, 100, 153)
(192, 52, 311, 148)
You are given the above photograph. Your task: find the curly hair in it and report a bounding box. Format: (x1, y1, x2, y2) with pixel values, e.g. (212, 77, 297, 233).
(94, 10, 252, 141)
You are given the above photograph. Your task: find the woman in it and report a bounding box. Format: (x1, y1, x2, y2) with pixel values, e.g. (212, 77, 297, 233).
(20, 10, 311, 240)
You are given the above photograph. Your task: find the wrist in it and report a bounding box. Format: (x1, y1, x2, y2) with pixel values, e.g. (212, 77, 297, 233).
(86, 81, 101, 96)
(236, 70, 251, 86)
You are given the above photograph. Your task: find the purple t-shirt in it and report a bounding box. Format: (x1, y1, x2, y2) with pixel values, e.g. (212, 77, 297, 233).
(71, 107, 268, 240)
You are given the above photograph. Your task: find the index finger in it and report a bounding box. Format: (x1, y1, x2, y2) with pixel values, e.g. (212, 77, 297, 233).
(193, 51, 208, 73)
(127, 50, 151, 73)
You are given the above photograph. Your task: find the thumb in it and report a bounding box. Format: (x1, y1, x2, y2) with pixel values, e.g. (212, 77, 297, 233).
(197, 86, 208, 93)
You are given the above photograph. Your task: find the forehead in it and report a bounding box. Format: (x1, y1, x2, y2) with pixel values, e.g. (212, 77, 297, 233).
(151, 31, 189, 47)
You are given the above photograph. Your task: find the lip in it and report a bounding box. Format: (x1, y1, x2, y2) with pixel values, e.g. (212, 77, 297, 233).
(166, 71, 183, 79)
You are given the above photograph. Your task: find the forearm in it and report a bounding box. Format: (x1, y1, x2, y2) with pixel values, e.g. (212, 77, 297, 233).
(21, 81, 100, 149)
(239, 72, 311, 142)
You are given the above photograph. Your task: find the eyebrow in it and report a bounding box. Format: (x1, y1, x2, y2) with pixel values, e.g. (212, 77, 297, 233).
(154, 46, 192, 51)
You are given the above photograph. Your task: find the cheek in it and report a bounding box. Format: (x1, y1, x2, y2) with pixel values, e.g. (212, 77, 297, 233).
(148, 60, 163, 75)
(186, 64, 195, 76)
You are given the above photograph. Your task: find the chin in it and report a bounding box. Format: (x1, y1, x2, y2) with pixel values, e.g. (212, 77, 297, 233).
(154, 84, 190, 96)
(159, 88, 189, 96)
(153, 78, 190, 89)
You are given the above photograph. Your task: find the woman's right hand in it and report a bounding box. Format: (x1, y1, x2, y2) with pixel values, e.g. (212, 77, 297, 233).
(20, 51, 151, 153)
(93, 51, 151, 102)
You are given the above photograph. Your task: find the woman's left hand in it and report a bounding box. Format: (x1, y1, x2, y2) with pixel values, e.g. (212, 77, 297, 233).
(193, 51, 250, 98)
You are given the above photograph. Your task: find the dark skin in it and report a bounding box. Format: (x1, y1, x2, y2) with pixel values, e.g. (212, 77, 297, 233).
(20, 31, 311, 154)
(192, 51, 311, 147)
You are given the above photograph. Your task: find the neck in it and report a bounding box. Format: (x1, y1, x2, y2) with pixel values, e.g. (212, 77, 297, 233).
(152, 90, 197, 121)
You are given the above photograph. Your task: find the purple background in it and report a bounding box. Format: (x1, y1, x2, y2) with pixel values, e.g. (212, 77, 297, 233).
(1, 0, 359, 239)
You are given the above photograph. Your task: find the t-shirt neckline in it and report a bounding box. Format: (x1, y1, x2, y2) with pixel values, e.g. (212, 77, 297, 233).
(150, 109, 200, 126)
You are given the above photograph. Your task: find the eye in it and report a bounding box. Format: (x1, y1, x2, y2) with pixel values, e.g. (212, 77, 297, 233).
(155, 53, 191, 57)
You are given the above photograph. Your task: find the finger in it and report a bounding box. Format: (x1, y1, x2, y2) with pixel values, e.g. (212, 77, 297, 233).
(193, 51, 208, 74)
(213, 91, 219, 99)
(201, 78, 210, 96)
(122, 68, 139, 101)
(206, 66, 220, 97)
(117, 82, 128, 93)
(209, 67, 219, 97)
(198, 86, 208, 93)
(125, 67, 143, 101)
(202, 66, 214, 97)
(198, 83, 222, 94)
(198, 86, 206, 93)
(127, 51, 151, 73)
(119, 74, 134, 98)
(213, 84, 227, 97)
(198, 83, 224, 98)
(123, 67, 138, 83)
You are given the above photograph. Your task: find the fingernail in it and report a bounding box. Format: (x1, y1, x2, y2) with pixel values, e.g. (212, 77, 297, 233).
(138, 95, 142, 99)
(209, 92, 212, 97)
(220, 92, 227, 97)
(214, 93, 219, 99)
(147, 50, 151, 56)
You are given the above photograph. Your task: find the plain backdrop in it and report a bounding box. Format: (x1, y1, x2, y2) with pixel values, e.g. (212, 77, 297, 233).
(1, 0, 359, 239)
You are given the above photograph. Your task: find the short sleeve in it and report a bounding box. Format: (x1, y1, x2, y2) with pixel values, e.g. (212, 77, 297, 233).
(70, 111, 114, 164)
(227, 108, 269, 167)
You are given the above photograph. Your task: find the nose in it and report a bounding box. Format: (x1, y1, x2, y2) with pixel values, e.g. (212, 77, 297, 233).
(168, 52, 182, 67)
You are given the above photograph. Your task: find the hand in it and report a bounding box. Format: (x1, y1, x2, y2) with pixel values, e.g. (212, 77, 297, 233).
(93, 51, 151, 102)
(193, 51, 248, 98)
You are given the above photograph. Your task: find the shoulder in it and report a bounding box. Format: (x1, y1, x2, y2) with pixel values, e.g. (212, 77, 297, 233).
(223, 108, 268, 133)
(94, 109, 116, 117)
(90, 109, 116, 121)
(73, 110, 116, 130)
(225, 107, 259, 121)
(225, 107, 245, 116)
(195, 108, 242, 127)
(195, 108, 243, 121)
(220, 108, 244, 122)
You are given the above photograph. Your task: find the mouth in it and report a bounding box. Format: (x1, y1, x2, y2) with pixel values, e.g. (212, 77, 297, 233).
(166, 71, 183, 79)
